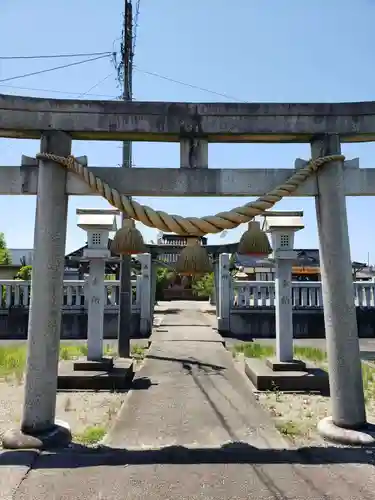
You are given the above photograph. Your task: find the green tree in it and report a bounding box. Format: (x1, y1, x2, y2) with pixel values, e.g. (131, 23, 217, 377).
(192, 272, 214, 298)
(0, 233, 11, 265)
(15, 265, 32, 280)
(229, 253, 239, 276)
(0, 233, 11, 306)
(155, 267, 177, 300)
(229, 253, 237, 268)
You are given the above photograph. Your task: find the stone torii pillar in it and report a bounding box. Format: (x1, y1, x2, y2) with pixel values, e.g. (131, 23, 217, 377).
(3, 131, 72, 449)
(311, 134, 372, 445)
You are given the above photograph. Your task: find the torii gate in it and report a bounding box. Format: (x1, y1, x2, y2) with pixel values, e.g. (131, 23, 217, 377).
(1, 94, 374, 448)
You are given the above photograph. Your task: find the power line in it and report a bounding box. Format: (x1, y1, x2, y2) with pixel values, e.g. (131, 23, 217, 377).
(0, 83, 117, 98)
(132, 0, 141, 54)
(134, 66, 246, 102)
(0, 65, 243, 102)
(0, 54, 111, 84)
(77, 72, 115, 98)
(0, 51, 112, 60)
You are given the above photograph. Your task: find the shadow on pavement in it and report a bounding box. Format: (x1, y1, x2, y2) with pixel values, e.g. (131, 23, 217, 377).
(1, 442, 374, 469)
(131, 377, 158, 391)
(154, 323, 214, 327)
(56, 377, 157, 394)
(154, 309, 182, 315)
(146, 354, 226, 372)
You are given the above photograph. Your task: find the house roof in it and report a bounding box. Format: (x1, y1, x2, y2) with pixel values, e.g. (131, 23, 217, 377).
(234, 249, 373, 273)
(234, 249, 320, 268)
(64, 240, 141, 271)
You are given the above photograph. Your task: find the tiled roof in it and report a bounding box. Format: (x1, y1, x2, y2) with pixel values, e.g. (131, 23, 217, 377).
(234, 249, 371, 272)
(234, 249, 320, 268)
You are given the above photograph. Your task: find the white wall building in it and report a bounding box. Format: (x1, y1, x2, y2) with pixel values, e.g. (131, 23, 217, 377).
(8, 249, 34, 266)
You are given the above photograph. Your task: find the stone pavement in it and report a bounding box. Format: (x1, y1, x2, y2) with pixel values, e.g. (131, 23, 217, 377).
(1, 303, 375, 499)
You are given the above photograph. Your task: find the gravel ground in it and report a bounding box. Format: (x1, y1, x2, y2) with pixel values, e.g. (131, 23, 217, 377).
(255, 390, 331, 446)
(1, 308, 374, 450)
(0, 380, 125, 440)
(0, 359, 145, 446)
(233, 354, 375, 447)
(255, 390, 375, 447)
(2, 353, 373, 448)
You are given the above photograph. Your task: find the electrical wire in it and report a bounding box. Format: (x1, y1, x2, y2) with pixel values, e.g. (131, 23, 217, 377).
(133, 66, 246, 102)
(0, 64, 244, 102)
(0, 54, 112, 84)
(0, 83, 117, 98)
(0, 51, 112, 60)
(77, 72, 115, 98)
(132, 0, 141, 55)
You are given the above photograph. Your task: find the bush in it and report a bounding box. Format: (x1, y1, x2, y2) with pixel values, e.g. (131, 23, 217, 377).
(192, 272, 214, 298)
(155, 268, 171, 300)
(0, 232, 11, 265)
(15, 265, 32, 281)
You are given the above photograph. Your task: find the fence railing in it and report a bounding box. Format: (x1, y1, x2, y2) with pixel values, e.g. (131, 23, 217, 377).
(0, 279, 140, 311)
(232, 280, 375, 309)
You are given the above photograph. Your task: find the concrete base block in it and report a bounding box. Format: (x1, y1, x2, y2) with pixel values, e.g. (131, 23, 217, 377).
(2, 419, 71, 450)
(73, 357, 114, 372)
(244, 358, 329, 393)
(318, 416, 375, 446)
(265, 357, 306, 372)
(58, 359, 134, 391)
(217, 317, 229, 333)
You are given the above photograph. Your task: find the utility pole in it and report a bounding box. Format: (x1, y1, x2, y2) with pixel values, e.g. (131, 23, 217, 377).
(118, 0, 133, 358)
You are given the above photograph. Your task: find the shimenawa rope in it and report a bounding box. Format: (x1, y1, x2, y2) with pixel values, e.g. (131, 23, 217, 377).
(35, 153, 344, 236)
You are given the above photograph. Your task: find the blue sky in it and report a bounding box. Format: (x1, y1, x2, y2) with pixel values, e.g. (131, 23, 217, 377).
(1, 0, 375, 262)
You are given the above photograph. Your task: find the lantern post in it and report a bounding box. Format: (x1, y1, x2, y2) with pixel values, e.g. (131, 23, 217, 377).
(76, 208, 118, 366)
(263, 211, 304, 364)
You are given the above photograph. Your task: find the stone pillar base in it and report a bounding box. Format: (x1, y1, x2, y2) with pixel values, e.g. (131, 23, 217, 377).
(217, 317, 229, 333)
(1, 419, 71, 450)
(318, 416, 375, 446)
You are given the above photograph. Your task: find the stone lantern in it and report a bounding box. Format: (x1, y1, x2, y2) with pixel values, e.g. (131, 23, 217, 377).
(263, 212, 304, 364)
(76, 208, 118, 363)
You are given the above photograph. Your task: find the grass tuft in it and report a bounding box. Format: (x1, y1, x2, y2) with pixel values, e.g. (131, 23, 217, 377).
(234, 341, 375, 403)
(0, 343, 115, 381)
(131, 344, 147, 360)
(0, 345, 27, 380)
(233, 343, 274, 359)
(275, 420, 303, 437)
(74, 425, 106, 445)
(294, 346, 327, 363)
(232, 342, 327, 363)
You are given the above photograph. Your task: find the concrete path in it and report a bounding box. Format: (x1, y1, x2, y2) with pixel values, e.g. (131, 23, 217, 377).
(104, 344, 285, 449)
(104, 305, 285, 450)
(150, 327, 224, 343)
(2, 303, 375, 499)
(151, 303, 223, 344)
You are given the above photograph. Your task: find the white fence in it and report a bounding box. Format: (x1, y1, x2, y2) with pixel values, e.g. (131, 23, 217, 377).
(232, 280, 375, 309)
(0, 279, 141, 311)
